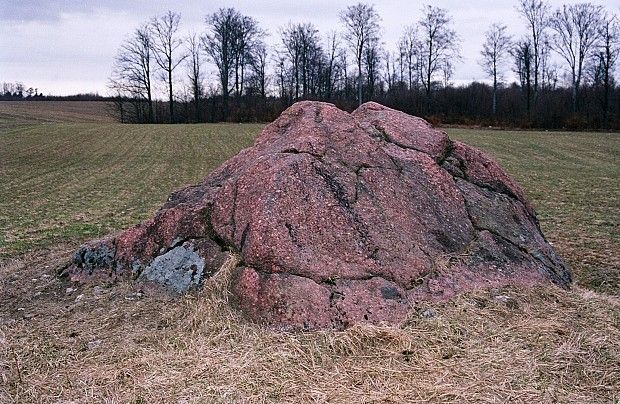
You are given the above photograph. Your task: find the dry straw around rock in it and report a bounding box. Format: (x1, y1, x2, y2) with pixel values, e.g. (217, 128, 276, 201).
(1, 247, 619, 403)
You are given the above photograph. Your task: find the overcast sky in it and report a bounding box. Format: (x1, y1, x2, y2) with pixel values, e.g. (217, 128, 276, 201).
(1, 0, 618, 96)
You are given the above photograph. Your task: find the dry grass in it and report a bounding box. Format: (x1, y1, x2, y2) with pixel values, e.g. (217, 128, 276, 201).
(0, 101, 114, 123)
(1, 247, 619, 403)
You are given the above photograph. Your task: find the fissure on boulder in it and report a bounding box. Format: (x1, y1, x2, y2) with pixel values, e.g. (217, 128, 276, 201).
(64, 101, 571, 331)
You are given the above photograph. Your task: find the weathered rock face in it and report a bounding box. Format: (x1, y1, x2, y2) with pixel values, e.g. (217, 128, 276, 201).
(66, 101, 571, 330)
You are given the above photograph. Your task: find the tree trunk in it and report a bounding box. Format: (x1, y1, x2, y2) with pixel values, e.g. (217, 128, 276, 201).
(168, 67, 174, 123)
(492, 63, 497, 117)
(147, 89, 153, 123)
(357, 58, 363, 107)
(603, 66, 610, 127)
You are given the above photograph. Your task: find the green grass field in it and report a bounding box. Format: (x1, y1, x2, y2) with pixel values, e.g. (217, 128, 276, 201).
(1, 104, 619, 402)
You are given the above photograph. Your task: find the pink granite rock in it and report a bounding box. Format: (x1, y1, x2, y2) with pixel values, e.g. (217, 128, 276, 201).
(65, 101, 571, 331)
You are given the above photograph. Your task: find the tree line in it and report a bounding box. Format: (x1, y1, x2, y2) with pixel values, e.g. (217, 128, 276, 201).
(55, 2, 620, 128)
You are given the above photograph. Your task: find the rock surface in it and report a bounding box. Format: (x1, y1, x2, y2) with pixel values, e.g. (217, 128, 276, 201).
(65, 101, 571, 330)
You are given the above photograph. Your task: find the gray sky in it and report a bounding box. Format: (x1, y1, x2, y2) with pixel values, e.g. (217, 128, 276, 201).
(0, 0, 617, 96)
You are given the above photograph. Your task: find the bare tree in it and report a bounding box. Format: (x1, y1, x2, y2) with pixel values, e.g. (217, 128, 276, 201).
(550, 3, 603, 112)
(479, 23, 512, 116)
(109, 25, 155, 123)
(384, 50, 397, 90)
(249, 42, 269, 98)
(203, 8, 242, 120)
(150, 11, 186, 123)
(186, 32, 203, 122)
(340, 3, 381, 106)
(594, 12, 619, 124)
(280, 23, 323, 99)
(325, 31, 343, 99)
(273, 50, 289, 100)
(512, 39, 534, 115)
(516, 0, 550, 97)
(232, 16, 264, 97)
(364, 36, 382, 98)
(398, 26, 420, 90)
(418, 5, 460, 98)
(539, 34, 555, 90)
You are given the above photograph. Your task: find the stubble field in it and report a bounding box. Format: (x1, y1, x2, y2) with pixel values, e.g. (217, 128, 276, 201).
(1, 102, 618, 403)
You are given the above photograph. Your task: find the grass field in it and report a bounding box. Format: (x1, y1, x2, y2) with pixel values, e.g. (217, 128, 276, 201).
(0, 101, 114, 123)
(1, 104, 619, 402)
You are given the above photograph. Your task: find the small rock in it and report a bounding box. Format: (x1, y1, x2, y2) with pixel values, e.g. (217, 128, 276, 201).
(93, 286, 105, 295)
(17, 307, 25, 311)
(75, 294, 84, 302)
(420, 308, 438, 319)
(125, 292, 144, 301)
(87, 339, 102, 350)
(66, 287, 76, 294)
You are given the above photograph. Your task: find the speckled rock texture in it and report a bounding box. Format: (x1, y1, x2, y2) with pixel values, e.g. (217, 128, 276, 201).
(65, 101, 571, 330)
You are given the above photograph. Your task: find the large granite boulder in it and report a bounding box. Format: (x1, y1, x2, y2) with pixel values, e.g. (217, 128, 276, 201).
(65, 101, 571, 330)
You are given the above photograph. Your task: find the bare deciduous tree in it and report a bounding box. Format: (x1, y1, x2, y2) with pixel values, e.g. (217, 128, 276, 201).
(340, 3, 381, 106)
(186, 32, 203, 122)
(248, 42, 269, 98)
(203, 8, 242, 120)
(479, 23, 512, 116)
(418, 5, 460, 97)
(232, 16, 264, 97)
(516, 0, 550, 97)
(325, 31, 343, 99)
(280, 23, 323, 99)
(364, 36, 382, 98)
(549, 3, 603, 112)
(109, 25, 154, 123)
(150, 11, 186, 123)
(512, 39, 534, 115)
(593, 12, 619, 124)
(399, 26, 420, 90)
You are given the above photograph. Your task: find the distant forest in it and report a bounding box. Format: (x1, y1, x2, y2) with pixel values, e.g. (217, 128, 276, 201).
(3, 1, 619, 130)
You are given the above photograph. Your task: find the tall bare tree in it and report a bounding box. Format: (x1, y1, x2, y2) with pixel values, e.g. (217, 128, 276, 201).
(248, 42, 269, 98)
(280, 23, 323, 99)
(203, 8, 242, 120)
(151, 11, 186, 123)
(516, 0, 550, 97)
(398, 26, 420, 90)
(418, 5, 460, 97)
(594, 12, 619, 124)
(109, 25, 154, 123)
(512, 39, 534, 115)
(479, 23, 512, 116)
(232, 16, 264, 97)
(186, 32, 203, 122)
(340, 3, 381, 106)
(325, 31, 343, 99)
(550, 3, 603, 112)
(364, 36, 382, 98)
